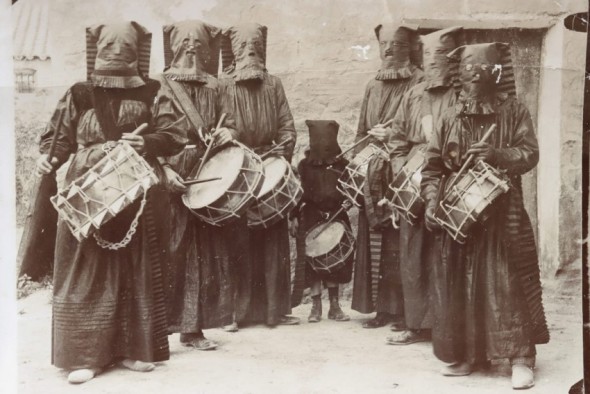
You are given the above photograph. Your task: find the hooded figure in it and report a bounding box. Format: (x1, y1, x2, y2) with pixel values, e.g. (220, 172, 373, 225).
(37, 21, 185, 384)
(351, 24, 424, 329)
(290, 120, 353, 322)
(386, 26, 463, 346)
(153, 20, 238, 350)
(420, 42, 548, 390)
(218, 23, 298, 329)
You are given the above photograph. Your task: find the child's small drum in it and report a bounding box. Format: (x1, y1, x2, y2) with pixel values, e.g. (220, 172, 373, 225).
(388, 150, 425, 225)
(434, 161, 510, 243)
(305, 220, 355, 274)
(51, 143, 159, 241)
(338, 143, 388, 206)
(182, 143, 265, 226)
(247, 156, 303, 229)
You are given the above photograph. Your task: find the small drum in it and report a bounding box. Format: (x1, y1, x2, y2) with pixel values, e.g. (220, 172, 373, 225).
(247, 156, 303, 229)
(305, 220, 355, 274)
(434, 161, 510, 243)
(338, 143, 388, 205)
(388, 150, 425, 225)
(51, 142, 159, 241)
(182, 143, 265, 226)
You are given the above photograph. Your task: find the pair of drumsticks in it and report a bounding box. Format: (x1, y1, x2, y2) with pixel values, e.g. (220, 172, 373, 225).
(125, 122, 222, 187)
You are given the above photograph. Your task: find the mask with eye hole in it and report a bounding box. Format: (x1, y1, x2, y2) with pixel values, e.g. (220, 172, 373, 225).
(228, 23, 267, 82)
(421, 26, 462, 90)
(94, 23, 139, 73)
(450, 43, 504, 99)
(374, 24, 415, 81)
(164, 21, 217, 82)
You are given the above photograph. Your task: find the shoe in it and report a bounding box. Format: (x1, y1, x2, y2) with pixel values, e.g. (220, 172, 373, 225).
(223, 321, 239, 332)
(180, 333, 218, 351)
(278, 315, 301, 325)
(327, 297, 350, 321)
(119, 359, 155, 372)
(386, 330, 428, 345)
(511, 364, 534, 390)
(308, 297, 322, 323)
(362, 313, 392, 328)
(441, 362, 473, 376)
(67, 368, 101, 384)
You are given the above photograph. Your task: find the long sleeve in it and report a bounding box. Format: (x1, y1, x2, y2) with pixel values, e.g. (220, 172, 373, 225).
(39, 88, 78, 167)
(147, 87, 188, 158)
(420, 115, 446, 203)
(494, 103, 539, 176)
(274, 78, 296, 161)
(354, 83, 371, 155)
(388, 91, 412, 175)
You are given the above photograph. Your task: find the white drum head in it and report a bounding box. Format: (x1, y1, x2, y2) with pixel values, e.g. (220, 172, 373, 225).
(258, 156, 287, 198)
(305, 221, 345, 258)
(183, 146, 244, 209)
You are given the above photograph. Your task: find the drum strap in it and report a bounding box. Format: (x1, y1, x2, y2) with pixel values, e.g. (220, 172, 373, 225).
(161, 77, 206, 137)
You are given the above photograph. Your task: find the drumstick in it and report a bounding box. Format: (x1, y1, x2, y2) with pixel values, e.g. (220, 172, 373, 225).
(260, 138, 292, 159)
(130, 123, 149, 136)
(181, 177, 221, 186)
(195, 113, 227, 178)
(311, 205, 346, 240)
(445, 124, 497, 192)
(334, 118, 394, 160)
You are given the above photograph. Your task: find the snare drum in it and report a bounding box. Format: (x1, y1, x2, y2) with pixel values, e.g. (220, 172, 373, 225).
(434, 161, 510, 243)
(338, 143, 388, 205)
(181, 143, 265, 226)
(305, 220, 355, 274)
(51, 142, 159, 241)
(388, 150, 425, 225)
(247, 156, 303, 229)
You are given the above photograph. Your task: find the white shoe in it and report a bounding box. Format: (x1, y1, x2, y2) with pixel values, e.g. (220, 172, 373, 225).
(67, 368, 100, 384)
(120, 359, 155, 372)
(441, 362, 473, 376)
(511, 364, 534, 390)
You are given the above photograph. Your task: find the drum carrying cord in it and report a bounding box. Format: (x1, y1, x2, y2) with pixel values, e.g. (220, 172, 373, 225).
(93, 188, 148, 250)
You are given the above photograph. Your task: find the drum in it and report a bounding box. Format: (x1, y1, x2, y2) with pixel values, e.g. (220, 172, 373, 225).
(182, 143, 265, 226)
(305, 220, 355, 274)
(338, 143, 388, 205)
(388, 150, 425, 225)
(434, 161, 510, 244)
(247, 155, 303, 229)
(51, 142, 159, 242)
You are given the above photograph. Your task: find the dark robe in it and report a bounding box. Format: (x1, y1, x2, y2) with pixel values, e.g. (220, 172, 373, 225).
(351, 67, 423, 315)
(42, 80, 185, 369)
(218, 72, 297, 326)
(421, 94, 549, 364)
(153, 75, 238, 333)
(291, 154, 353, 307)
(390, 82, 458, 330)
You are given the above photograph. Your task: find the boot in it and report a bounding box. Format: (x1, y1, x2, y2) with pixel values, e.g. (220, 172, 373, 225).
(308, 295, 322, 322)
(327, 288, 349, 321)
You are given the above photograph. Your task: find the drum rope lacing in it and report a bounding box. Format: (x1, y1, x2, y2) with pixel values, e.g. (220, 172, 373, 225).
(92, 142, 149, 250)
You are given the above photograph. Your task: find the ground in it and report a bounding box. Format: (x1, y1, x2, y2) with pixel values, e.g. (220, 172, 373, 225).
(17, 280, 582, 394)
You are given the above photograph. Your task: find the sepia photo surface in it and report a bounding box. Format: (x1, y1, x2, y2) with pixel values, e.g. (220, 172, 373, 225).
(2, 0, 588, 393)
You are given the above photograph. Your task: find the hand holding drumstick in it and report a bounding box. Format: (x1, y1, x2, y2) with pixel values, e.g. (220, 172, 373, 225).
(120, 123, 150, 153)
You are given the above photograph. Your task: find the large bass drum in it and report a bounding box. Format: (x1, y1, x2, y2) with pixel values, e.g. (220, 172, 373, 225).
(305, 220, 355, 274)
(434, 161, 510, 243)
(182, 142, 265, 226)
(247, 155, 303, 229)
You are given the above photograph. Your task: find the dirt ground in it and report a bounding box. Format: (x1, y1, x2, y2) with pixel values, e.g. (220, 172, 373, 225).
(17, 280, 582, 394)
